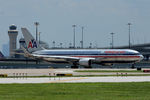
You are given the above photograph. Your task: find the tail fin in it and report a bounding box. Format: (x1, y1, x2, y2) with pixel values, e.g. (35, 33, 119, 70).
(21, 28, 42, 52)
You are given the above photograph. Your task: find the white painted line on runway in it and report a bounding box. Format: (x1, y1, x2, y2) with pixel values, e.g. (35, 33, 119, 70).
(0, 76, 150, 84)
(48, 77, 88, 83)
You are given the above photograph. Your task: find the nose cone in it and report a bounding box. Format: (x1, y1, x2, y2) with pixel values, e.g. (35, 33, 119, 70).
(139, 55, 144, 61)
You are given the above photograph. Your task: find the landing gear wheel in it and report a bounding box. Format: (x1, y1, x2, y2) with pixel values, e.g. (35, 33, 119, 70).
(71, 63, 79, 69)
(71, 65, 78, 69)
(84, 66, 92, 68)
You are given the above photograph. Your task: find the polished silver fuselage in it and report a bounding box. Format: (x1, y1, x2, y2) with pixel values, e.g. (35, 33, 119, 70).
(33, 49, 143, 64)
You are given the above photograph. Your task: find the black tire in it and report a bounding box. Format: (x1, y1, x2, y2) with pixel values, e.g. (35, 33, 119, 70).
(131, 64, 135, 69)
(71, 65, 78, 69)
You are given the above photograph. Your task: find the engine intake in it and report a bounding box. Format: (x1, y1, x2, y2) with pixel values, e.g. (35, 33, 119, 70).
(79, 58, 92, 67)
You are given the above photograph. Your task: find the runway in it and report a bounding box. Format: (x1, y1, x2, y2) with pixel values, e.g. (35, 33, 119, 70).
(0, 68, 149, 76)
(0, 68, 150, 83)
(1, 76, 150, 83)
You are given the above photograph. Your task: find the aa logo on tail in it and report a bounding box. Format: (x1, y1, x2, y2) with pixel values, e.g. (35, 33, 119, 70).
(28, 39, 37, 48)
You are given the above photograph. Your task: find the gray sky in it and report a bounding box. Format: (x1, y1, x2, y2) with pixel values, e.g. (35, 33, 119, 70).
(0, 0, 150, 51)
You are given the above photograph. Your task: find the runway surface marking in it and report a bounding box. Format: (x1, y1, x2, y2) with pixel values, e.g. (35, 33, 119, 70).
(48, 77, 88, 83)
(1, 76, 150, 83)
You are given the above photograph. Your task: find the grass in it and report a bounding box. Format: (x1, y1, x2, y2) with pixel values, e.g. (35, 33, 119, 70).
(0, 82, 150, 100)
(75, 70, 143, 73)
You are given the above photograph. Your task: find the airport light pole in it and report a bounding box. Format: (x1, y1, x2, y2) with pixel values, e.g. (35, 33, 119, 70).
(81, 26, 84, 48)
(60, 43, 63, 48)
(90, 43, 92, 48)
(128, 23, 132, 48)
(72, 25, 76, 48)
(108, 38, 112, 48)
(110, 32, 115, 49)
(39, 32, 41, 44)
(34, 22, 39, 41)
(69, 43, 72, 48)
(52, 41, 55, 48)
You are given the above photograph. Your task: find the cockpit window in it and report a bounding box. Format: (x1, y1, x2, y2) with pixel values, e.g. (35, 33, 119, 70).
(134, 53, 140, 55)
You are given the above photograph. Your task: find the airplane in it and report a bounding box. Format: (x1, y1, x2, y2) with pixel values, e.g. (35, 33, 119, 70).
(0, 51, 4, 58)
(21, 28, 144, 68)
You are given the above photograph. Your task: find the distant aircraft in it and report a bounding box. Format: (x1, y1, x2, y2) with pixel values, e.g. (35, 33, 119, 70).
(21, 28, 143, 68)
(0, 51, 4, 58)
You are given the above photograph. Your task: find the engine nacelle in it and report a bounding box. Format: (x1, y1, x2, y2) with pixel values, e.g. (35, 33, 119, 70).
(79, 58, 92, 67)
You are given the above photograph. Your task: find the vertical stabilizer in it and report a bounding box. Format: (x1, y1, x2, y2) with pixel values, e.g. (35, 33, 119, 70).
(21, 28, 42, 52)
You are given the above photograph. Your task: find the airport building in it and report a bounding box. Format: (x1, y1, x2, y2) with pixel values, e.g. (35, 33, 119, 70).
(19, 38, 26, 49)
(6, 24, 49, 58)
(8, 24, 18, 58)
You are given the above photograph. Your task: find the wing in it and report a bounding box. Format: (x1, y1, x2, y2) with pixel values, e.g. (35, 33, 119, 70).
(32, 54, 96, 63)
(32, 54, 80, 62)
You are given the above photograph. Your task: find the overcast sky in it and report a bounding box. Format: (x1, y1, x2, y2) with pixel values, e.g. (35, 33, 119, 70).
(0, 0, 150, 51)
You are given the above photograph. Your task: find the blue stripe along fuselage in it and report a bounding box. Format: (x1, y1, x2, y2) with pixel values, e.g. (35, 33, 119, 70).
(33, 49, 140, 56)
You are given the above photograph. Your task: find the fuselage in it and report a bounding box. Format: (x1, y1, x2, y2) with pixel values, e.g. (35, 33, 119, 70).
(33, 49, 143, 64)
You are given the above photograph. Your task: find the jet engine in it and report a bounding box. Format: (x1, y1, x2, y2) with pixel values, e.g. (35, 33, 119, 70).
(79, 58, 92, 67)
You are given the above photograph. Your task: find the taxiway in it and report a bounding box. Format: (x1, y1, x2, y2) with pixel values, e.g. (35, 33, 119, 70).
(0, 76, 150, 83)
(0, 68, 150, 83)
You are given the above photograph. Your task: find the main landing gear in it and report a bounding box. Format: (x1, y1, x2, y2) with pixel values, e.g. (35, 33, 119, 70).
(71, 63, 79, 68)
(131, 63, 135, 69)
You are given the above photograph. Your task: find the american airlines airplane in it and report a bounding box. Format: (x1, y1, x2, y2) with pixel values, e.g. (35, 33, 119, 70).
(21, 28, 143, 68)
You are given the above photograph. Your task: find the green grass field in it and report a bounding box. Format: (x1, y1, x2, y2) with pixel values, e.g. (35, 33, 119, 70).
(0, 82, 150, 100)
